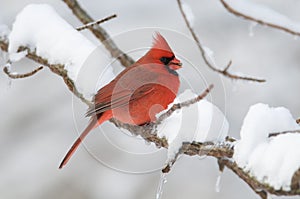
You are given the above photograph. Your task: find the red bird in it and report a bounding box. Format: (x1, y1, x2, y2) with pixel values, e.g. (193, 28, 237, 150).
(59, 33, 182, 168)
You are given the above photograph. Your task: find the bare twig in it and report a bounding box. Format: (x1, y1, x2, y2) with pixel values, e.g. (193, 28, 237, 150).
(3, 65, 43, 79)
(269, 130, 300, 138)
(156, 84, 214, 124)
(63, 0, 135, 67)
(220, 0, 300, 37)
(76, 14, 117, 31)
(177, 0, 265, 83)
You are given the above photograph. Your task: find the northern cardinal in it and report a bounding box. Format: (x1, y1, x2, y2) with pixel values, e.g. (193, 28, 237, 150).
(59, 33, 182, 169)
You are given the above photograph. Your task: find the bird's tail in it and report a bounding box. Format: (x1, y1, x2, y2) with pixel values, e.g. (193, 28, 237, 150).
(59, 113, 110, 169)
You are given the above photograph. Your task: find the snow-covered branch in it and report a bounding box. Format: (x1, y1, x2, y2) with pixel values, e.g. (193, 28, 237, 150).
(220, 0, 300, 37)
(177, 0, 265, 83)
(156, 84, 214, 125)
(220, 159, 300, 199)
(0, 38, 91, 106)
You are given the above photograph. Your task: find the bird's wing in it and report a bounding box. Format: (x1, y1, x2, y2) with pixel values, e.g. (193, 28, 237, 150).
(86, 84, 155, 117)
(86, 67, 158, 117)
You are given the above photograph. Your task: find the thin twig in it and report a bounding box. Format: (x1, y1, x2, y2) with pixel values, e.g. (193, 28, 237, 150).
(269, 130, 300, 138)
(157, 84, 214, 124)
(220, 0, 300, 37)
(3, 65, 43, 79)
(76, 14, 117, 31)
(177, 0, 265, 83)
(63, 0, 135, 67)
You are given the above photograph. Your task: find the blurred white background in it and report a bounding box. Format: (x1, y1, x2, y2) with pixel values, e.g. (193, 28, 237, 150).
(0, 0, 300, 198)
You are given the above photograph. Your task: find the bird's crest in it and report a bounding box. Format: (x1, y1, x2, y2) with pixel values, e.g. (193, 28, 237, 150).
(152, 32, 173, 53)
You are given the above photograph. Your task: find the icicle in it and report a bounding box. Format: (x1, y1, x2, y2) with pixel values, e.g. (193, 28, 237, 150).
(215, 171, 222, 193)
(156, 173, 168, 199)
(249, 22, 257, 37)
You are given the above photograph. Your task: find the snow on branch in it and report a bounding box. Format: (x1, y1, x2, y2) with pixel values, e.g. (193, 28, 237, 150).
(8, 4, 97, 81)
(177, 0, 265, 83)
(2, 4, 118, 103)
(220, 0, 300, 36)
(0, 39, 91, 106)
(233, 103, 300, 197)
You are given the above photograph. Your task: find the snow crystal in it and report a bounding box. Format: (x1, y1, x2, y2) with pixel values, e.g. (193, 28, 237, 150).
(8, 4, 115, 95)
(224, 0, 300, 34)
(234, 103, 300, 190)
(157, 89, 229, 161)
(182, 2, 195, 27)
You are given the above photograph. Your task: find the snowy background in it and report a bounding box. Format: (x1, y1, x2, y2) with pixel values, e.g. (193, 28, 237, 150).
(0, 0, 300, 198)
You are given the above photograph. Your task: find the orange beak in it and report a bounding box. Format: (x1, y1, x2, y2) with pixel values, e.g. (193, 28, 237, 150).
(169, 57, 182, 70)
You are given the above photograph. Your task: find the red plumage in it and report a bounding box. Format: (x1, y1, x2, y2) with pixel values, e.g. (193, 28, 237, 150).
(59, 32, 182, 168)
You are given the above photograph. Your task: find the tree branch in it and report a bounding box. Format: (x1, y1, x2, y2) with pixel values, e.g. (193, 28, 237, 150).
(3, 65, 43, 79)
(177, 0, 265, 83)
(269, 130, 300, 138)
(220, 0, 300, 37)
(156, 84, 214, 125)
(76, 14, 117, 31)
(62, 0, 135, 68)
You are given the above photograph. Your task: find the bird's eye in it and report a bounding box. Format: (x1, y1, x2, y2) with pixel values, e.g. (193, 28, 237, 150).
(160, 56, 174, 65)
